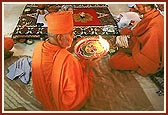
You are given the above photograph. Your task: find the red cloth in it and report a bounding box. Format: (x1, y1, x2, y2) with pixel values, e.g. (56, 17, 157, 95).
(73, 8, 101, 26)
(4, 37, 14, 51)
(32, 41, 92, 110)
(109, 9, 164, 76)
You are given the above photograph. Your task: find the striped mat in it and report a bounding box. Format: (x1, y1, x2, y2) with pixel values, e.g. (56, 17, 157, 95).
(3, 56, 43, 111)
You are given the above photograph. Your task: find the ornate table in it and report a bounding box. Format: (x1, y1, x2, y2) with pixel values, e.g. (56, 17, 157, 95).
(12, 4, 119, 42)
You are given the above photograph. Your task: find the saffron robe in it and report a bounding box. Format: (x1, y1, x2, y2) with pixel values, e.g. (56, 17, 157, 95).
(109, 9, 164, 76)
(32, 41, 92, 110)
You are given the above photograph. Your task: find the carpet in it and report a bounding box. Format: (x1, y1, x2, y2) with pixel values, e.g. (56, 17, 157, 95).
(12, 4, 119, 41)
(3, 55, 154, 111)
(80, 55, 155, 111)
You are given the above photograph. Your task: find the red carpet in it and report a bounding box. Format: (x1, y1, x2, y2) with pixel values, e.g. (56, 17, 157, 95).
(73, 8, 101, 26)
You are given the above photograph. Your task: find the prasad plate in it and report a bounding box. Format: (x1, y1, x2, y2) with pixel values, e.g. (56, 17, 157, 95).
(74, 36, 109, 59)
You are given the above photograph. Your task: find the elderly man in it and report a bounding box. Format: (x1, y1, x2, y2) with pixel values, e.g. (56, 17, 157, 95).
(109, 4, 164, 77)
(32, 11, 94, 110)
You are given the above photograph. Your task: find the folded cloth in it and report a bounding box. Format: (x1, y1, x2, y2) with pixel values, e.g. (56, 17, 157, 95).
(6, 57, 32, 84)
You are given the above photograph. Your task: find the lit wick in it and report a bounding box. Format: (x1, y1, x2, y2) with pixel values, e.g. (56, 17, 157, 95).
(98, 35, 110, 52)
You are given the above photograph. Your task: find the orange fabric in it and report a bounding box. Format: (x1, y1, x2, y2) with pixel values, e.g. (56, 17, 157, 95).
(32, 41, 92, 110)
(32, 41, 54, 110)
(109, 9, 164, 76)
(109, 52, 138, 70)
(119, 27, 132, 36)
(132, 9, 164, 76)
(45, 11, 74, 34)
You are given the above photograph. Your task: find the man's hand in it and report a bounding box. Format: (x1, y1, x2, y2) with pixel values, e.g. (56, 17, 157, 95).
(86, 56, 102, 68)
(116, 35, 129, 48)
(79, 56, 102, 77)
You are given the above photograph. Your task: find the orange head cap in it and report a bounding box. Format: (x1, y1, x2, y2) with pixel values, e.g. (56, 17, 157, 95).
(45, 11, 74, 34)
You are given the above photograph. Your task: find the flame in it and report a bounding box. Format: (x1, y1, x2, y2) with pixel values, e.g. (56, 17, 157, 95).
(98, 35, 110, 52)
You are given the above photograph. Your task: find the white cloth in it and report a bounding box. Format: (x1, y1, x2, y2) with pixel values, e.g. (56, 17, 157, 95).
(117, 12, 141, 29)
(6, 57, 32, 84)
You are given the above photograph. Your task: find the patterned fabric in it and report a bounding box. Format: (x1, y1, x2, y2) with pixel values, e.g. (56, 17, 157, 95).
(12, 4, 119, 41)
(150, 68, 164, 96)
